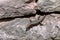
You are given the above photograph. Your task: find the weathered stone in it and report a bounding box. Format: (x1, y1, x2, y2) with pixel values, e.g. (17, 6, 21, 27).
(0, 0, 36, 19)
(37, 0, 60, 12)
(0, 18, 31, 40)
(0, 0, 60, 40)
(0, 15, 59, 40)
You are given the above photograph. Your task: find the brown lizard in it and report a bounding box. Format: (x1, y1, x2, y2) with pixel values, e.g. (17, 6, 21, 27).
(26, 15, 46, 31)
(24, 0, 46, 31)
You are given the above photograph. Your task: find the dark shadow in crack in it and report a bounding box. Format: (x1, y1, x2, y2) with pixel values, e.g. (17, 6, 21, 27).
(0, 14, 36, 22)
(0, 10, 60, 22)
(36, 10, 60, 15)
(0, 18, 15, 22)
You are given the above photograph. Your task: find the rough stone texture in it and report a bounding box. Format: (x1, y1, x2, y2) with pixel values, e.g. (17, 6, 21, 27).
(0, 0, 60, 40)
(37, 0, 60, 12)
(0, 0, 36, 18)
(0, 15, 60, 40)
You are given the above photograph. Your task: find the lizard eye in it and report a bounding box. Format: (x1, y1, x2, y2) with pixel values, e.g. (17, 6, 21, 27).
(35, 0, 38, 2)
(25, 0, 33, 3)
(25, 0, 38, 3)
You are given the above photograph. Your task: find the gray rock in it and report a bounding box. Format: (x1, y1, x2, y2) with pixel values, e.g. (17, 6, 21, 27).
(37, 0, 60, 12)
(0, 0, 60, 40)
(0, 15, 60, 40)
(0, 18, 31, 40)
(0, 0, 36, 19)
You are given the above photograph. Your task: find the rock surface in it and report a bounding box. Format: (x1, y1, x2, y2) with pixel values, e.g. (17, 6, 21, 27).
(0, 0, 60, 40)
(37, 0, 60, 12)
(0, 0, 36, 18)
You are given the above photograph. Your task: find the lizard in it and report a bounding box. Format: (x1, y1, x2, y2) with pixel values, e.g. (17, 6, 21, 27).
(24, 0, 46, 31)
